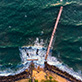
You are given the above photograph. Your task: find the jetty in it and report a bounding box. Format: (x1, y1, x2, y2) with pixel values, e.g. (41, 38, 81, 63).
(45, 6, 63, 60)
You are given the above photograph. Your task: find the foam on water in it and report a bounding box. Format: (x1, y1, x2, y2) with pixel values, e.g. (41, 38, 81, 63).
(0, 38, 82, 81)
(19, 38, 82, 81)
(19, 44, 82, 81)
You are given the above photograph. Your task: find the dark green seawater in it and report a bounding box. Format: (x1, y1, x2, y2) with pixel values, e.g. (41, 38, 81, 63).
(0, 0, 82, 74)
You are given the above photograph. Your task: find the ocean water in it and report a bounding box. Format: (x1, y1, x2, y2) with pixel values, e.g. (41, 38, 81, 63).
(0, 0, 82, 78)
